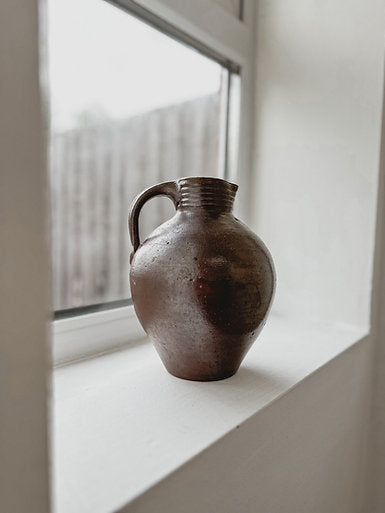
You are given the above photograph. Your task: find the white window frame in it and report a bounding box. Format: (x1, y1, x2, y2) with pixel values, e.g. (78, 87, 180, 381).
(53, 0, 256, 366)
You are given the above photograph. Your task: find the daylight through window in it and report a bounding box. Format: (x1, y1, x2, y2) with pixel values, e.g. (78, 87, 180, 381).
(48, 0, 240, 313)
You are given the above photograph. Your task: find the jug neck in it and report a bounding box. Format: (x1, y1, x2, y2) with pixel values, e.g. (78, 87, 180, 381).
(177, 177, 237, 216)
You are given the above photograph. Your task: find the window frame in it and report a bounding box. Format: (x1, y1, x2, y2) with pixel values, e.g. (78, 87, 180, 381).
(52, 0, 256, 366)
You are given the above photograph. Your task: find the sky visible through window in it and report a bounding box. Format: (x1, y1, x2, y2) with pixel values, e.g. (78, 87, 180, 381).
(48, 0, 223, 132)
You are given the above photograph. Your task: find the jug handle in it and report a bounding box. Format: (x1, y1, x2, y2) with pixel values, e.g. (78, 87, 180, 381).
(128, 180, 181, 255)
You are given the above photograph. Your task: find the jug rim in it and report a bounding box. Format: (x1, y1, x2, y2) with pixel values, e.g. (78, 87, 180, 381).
(177, 176, 238, 192)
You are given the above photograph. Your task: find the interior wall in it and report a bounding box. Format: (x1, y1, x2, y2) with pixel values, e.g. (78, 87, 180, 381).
(213, 0, 241, 18)
(250, 0, 385, 328)
(365, 63, 385, 513)
(0, 0, 51, 511)
(248, 1, 385, 512)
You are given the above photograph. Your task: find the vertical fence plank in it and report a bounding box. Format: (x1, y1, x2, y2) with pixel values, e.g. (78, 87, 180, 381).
(203, 94, 221, 175)
(100, 125, 112, 303)
(139, 109, 161, 240)
(62, 132, 74, 308)
(72, 130, 82, 306)
(106, 124, 122, 302)
(50, 133, 59, 309)
(79, 127, 91, 306)
(120, 118, 141, 299)
(95, 124, 109, 303)
(87, 126, 98, 304)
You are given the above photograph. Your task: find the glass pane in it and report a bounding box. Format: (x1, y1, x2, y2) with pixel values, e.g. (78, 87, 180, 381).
(48, 0, 235, 311)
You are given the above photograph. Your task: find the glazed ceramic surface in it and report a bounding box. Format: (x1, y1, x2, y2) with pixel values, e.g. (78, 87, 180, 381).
(129, 177, 275, 381)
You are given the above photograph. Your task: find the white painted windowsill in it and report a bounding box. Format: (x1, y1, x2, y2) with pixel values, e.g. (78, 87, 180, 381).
(52, 313, 368, 513)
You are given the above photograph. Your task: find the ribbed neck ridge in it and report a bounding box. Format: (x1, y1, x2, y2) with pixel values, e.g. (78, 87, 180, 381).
(177, 177, 237, 215)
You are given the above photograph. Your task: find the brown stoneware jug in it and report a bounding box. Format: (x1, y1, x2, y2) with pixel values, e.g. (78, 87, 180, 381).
(128, 177, 275, 381)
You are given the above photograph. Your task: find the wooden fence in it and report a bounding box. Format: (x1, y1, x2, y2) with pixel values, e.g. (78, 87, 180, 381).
(50, 94, 221, 310)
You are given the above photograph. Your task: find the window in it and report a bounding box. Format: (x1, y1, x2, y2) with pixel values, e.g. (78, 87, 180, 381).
(49, 0, 252, 364)
(48, 0, 241, 317)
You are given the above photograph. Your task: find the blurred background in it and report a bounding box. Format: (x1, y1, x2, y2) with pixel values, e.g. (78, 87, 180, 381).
(48, 0, 232, 310)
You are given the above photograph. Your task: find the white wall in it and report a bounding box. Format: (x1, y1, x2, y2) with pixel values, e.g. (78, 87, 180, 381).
(245, 0, 385, 512)
(0, 1, 51, 511)
(250, 0, 385, 328)
(365, 72, 385, 513)
(214, 0, 241, 18)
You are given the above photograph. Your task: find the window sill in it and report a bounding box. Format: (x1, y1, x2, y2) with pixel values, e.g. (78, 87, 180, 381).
(52, 313, 368, 513)
(52, 306, 146, 366)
